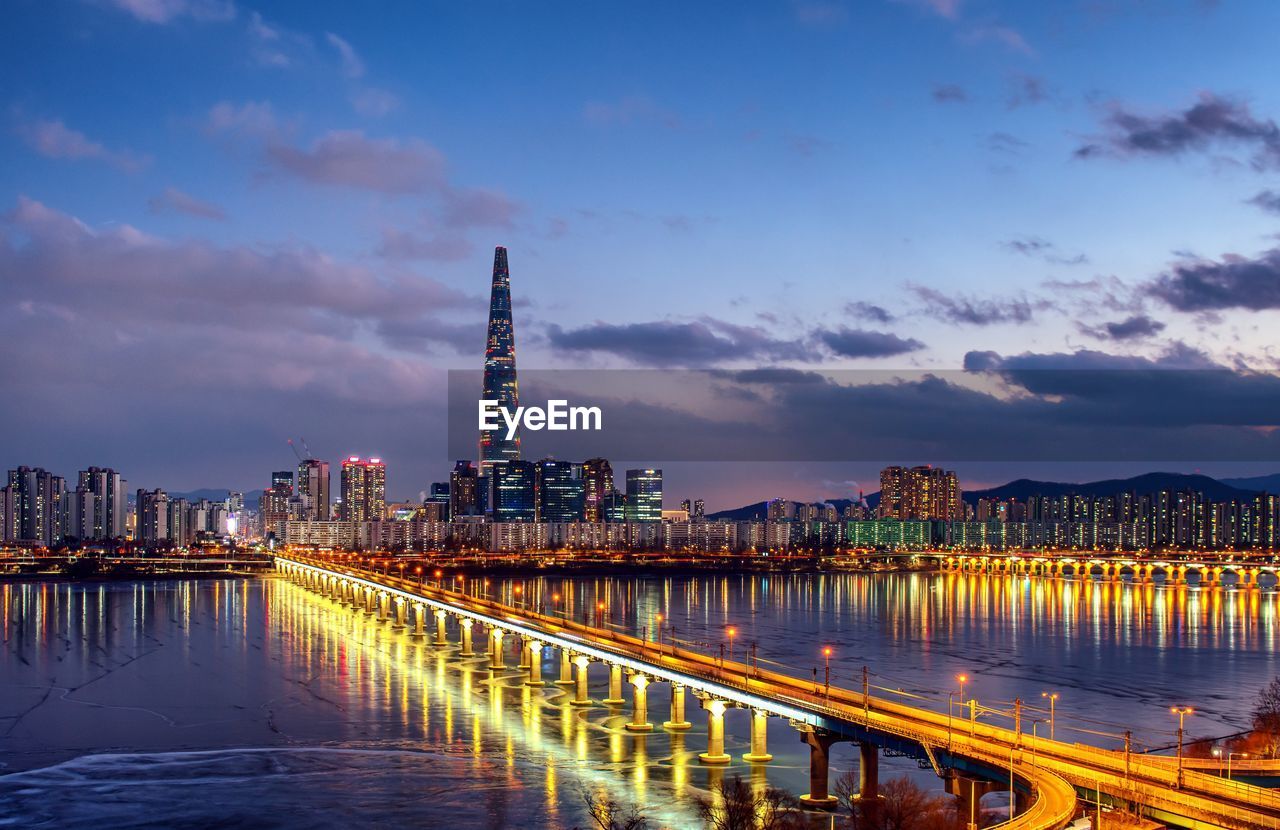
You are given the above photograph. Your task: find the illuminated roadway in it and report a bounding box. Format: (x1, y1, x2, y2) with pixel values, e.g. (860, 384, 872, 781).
(275, 553, 1280, 830)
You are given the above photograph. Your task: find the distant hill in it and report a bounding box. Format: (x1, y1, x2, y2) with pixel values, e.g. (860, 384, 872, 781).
(1220, 474, 1280, 493)
(709, 471, 1263, 520)
(962, 472, 1257, 505)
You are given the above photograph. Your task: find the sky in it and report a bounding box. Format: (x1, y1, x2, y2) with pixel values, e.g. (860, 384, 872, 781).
(4, 0, 1280, 508)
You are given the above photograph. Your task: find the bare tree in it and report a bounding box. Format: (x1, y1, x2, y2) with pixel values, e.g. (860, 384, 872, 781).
(1253, 677, 1280, 758)
(695, 775, 806, 830)
(580, 789, 649, 830)
(831, 774, 961, 830)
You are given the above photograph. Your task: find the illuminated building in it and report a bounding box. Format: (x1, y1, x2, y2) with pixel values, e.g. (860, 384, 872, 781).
(625, 468, 662, 522)
(536, 459, 584, 522)
(340, 457, 386, 522)
(2, 466, 65, 545)
(582, 457, 613, 522)
(296, 459, 330, 521)
(878, 465, 963, 521)
(479, 246, 520, 475)
(492, 460, 536, 522)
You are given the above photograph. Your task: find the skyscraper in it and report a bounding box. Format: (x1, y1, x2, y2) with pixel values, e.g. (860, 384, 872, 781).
(492, 460, 536, 523)
(878, 465, 962, 521)
(479, 246, 520, 475)
(71, 466, 126, 541)
(340, 457, 386, 522)
(450, 460, 481, 517)
(536, 459, 584, 522)
(136, 488, 170, 546)
(3, 466, 65, 545)
(296, 459, 330, 521)
(582, 458, 613, 522)
(625, 469, 663, 522)
(261, 471, 294, 538)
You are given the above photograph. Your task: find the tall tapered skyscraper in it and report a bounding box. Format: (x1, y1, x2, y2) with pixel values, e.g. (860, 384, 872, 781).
(480, 246, 520, 474)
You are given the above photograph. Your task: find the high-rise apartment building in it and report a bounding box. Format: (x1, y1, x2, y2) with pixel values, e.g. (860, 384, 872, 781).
(260, 471, 294, 538)
(136, 488, 170, 546)
(582, 458, 613, 522)
(479, 246, 520, 475)
(878, 465, 963, 521)
(72, 467, 127, 540)
(339, 457, 386, 522)
(296, 459, 330, 521)
(625, 469, 663, 522)
(3, 466, 65, 546)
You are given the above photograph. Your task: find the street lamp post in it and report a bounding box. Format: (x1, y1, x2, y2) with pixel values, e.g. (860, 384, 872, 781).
(726, 627, 737, 662)
(1041, 691, 1059, 741)
(1170, 706, 1193, 788)
(1229, 751, 1248, 780)
(823, 647, 833, 700)
(957, 673, 969, 705)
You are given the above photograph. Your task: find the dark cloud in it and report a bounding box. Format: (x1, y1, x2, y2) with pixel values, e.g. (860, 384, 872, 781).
(1006, 74, 1047, 109)
(932, 84, 968, 103)
(845, 301, 895, 324)
(546, 318, 815, 366)
(1247, 190, 1280, 215)
(987, 132, 1029, 155)
(375, 317, 485, 355)
(1076, 94, 1280, 169)
(1001, 235, 1088, 266)
(910, 284, 1046, 326)
(815, 327, 924, 358)
(1149, 247, 1280, 311)
(265, 130, 447, 193)
(1079, 314, 1167, 341)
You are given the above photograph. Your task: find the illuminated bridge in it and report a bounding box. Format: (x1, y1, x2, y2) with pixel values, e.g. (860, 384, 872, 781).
(932, 553, 1279, 586)
(275, 553, 1280, 830)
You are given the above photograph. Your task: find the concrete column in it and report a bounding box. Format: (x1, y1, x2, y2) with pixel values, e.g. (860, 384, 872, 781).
(698, 698, 731, 764)
(664, 683, 692, 730)
(858, 742, 880, 807)
(459, 619, 474, 656)
(603, 663, 624, 705)
(393, 599, 407, 629)
(378, 594, 390, 622)
(518, 636, 532, 670)
(555, 648, 574, 686)
(744, 709, 772, 762)
(489, 628, 505, 669)
(798, 727, 839, 809)
(412, 605, 425, 638)
(434, 609, 448, 645)
(626, 674, 653, 732)
(571, 656, 592, 705)
(526, 641, 545, 686)
(945, 774, 998, 830)
(366, 589, 377, 615)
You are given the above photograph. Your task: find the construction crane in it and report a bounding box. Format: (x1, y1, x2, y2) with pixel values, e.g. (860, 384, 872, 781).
(287, 438, 314, 462)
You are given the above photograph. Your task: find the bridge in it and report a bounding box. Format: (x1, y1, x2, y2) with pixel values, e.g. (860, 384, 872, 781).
(274, 552, 1280, 829)
(932, 553, 1278, 586)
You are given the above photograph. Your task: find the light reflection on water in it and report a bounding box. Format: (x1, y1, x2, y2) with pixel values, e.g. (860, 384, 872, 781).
(0, 571, 1276, 828)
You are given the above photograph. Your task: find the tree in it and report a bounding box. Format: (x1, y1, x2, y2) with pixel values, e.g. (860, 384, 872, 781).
(833, 773, 961, 830)
(695, 775, 806, 830)
(1252, 677, 1280, 758)
(580, 789, 649, 830)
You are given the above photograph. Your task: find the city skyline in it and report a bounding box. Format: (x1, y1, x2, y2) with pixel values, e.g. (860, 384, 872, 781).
(5, 1, 1280, 505)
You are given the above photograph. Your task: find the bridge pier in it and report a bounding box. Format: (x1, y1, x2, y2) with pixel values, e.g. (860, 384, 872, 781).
(526, 641, 545, 686)
(946, 773, 1000, 830)
(626, 674, 653, 732)
(664, 683, 692, 730)
(434, 609, 448, 645)
(555, 648, 574, 686)
(851, 742, 880, 818)
(377, 593, 390, 623)
(697, 697, 731, 765)
(488, 627, 505, 669)
(797, 725, 839, 809)
(412, 605, 425, 638)
(393, 598, 407, 630)
(602, 663, 625, 705)
(743, 709, 772, 763)
(571, 655, 592, 705)
(459, 619, 475, 656)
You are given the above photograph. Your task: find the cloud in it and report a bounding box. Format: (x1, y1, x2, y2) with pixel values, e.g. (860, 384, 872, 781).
(786, 134, 831, 157)
(582, 96, 679, 129)
(987, 132, 1029, 155)
(547, 318, 815, 366)
(910, 284, 1046, 326)
(962, 25, 1033, 55)
(931, 84, 968, 103)
(376, 227, 472, 262)
(265, 130, 447, 194)
(375, 317, 485, 355)
(845, 301, 895, 324)
(441, 187, 521, 229)
(1001, 235, 1088, 266)
(351, 87, 400, 117)
(815, 327, 925, 358)
(15, 118, 149, 172)
(99, 0, 235, 24)
(893, 0, 962, 19)
(1076, 93, 1280, 169)
(1149, 247, 1280, 312)
(325, 32, 365, 79)
(1006, 74, 1047, 109)
(205, 100, 280, 139)
(1247, 190, 1280, 215)
(1079, 314, 1167, 341)
(147, 187, 227, 221)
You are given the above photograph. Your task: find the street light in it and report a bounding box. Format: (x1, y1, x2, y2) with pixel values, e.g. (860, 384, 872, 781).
(823, 647, 833, 699)
(1170, 706, 1193, 788)
(1041, 691, 1059, 741)
(957, 673, 969, 703)
(1229, 751, 1248, 780)
(726, 627, 737, 662)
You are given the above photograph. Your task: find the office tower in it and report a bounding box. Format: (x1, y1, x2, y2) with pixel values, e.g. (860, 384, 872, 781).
(625, 469, 663, 522)
(601, 490, 627, 523)
(680, 499, 691, 514)
(479, 246, 520, 475)
(450, 461, 481, 517)
(3, 466, 65, 545)
(492, 460, 536, 522)
(136, 488, 170, 545)
(878, 465, 962, 521)
(339, 457, 386, 522)
(692, 499, 705, 521)
(536, 459, 584, 522)
(582, 458, 613, 522)
(296, 459, 330, 521)
(424, 482, 451, 521)
(260, 472, 293, 538)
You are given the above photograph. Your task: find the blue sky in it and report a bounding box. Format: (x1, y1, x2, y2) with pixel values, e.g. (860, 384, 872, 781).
(4, 0, 1280, 506)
